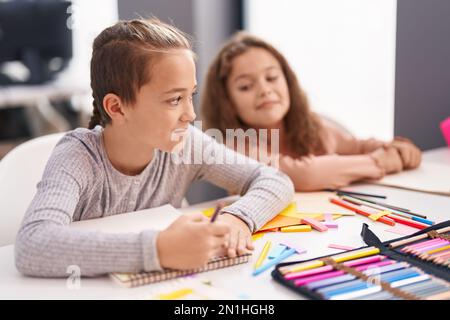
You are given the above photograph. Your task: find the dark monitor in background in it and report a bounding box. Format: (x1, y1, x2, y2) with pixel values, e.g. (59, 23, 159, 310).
(0, 0, 73, 85)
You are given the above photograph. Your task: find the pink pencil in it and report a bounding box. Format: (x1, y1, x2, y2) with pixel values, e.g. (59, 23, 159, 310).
(285, 265, 334, 280)
(295, 270, 345, 286)
(402, 238, 444, 252)
(406, 239, 448, 253)
(354, 260, 395, 271)
(402, 238, 441, 251)
(343, 255, 387, 267)
(434, 251, 450, 261)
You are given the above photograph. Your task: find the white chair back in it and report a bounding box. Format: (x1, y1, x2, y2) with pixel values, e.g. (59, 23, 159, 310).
(0, 133, 65, 246)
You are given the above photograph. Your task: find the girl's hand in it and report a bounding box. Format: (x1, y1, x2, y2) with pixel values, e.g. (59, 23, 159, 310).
(369, 147, 403, 174)
(388, 137, 422, 169)
(157, 212, 230, 269)
(217, 213, 254, 258)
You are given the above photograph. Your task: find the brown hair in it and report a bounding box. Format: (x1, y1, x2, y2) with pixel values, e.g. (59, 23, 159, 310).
(201, 32, 326, 157)
(88, 18, 192, 129)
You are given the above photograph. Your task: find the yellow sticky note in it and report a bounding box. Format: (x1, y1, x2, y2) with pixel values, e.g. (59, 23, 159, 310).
(368, 210, 390, 221)
(252, 233, 265, 241)
(278, 202, 298, 218)
(260, 215, 301, 231)
(202, 208, 215, 217)
(157, 288, 194, 300)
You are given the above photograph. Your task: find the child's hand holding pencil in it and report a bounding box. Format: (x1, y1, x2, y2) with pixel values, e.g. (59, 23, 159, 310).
(156, 210, 230, 270)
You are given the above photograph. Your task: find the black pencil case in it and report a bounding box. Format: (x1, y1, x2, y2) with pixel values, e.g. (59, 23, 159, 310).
(271, 220, 450, 300)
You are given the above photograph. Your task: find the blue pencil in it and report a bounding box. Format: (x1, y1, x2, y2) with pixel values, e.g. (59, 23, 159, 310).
(411, 216, 434, 225)
(252, 248, 296, 276)
(322, 281, 372, 298)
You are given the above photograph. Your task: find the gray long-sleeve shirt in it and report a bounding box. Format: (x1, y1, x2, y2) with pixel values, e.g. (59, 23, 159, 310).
(15, 125, 294, 277)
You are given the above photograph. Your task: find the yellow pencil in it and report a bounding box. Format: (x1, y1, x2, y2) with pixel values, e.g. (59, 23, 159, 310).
(426, 244, 450, 255)
(254, 241, 272, 269)
(251, 233, 265, 242)
(279, 260, 325, 275)
(333, 247, 380, 263)
(279, 246, 380, 275)
(280, 225, 312, 232)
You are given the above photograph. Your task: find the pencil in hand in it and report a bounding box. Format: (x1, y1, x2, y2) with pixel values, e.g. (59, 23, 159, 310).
(210, 202, 225, 223)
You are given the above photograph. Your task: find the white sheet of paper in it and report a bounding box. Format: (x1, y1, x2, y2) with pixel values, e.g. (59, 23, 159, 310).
(70, 204, 182, 233)
(371, 162, 450, 196)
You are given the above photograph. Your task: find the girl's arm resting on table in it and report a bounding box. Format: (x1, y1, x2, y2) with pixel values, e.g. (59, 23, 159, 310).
(278, 153, 385, 192)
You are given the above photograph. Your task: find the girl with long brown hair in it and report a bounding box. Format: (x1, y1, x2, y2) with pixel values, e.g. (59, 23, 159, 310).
(202, 32, 421, 191)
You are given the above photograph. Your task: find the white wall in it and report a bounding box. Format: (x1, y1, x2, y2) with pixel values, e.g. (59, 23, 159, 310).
(245, 0, 397, 140)
(61, 0, 118, 87)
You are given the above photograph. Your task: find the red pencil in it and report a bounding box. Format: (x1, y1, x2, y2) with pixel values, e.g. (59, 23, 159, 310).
(386, 214, 428, 230)
(329, 197, 395, 226)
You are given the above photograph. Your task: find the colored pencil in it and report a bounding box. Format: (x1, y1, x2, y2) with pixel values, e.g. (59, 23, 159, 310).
(348, 195, 428, 219)
(386, 214, 430, 230)
(253, 248, 297, 276)
(210, 202, 224, 222)
(306, 274, 356, 290)
(389, 227, 450, 248)
(325, 189, 387, 199)
(280, 247, 381, 275)
(402, 238, 443, 252)
(329, 197, 395, 226)
(254, 241, 271, 269)
(340, 195, 433, 225)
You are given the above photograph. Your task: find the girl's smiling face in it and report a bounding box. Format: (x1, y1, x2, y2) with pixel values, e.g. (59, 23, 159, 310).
(226, 47, 290, 129)
(120, 49, 197, 152)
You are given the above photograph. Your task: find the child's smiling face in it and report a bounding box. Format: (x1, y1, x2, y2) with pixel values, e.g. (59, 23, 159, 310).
(122, 49, 197, 152)
(226, 47, 290, 129)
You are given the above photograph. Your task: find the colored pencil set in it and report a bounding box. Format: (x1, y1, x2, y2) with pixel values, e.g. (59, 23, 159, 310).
(329, 194, 435, 230)
(275, 246, 450, 300)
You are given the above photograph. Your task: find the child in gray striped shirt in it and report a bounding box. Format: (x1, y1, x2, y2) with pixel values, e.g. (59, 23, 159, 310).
(15, 19, 294, 277)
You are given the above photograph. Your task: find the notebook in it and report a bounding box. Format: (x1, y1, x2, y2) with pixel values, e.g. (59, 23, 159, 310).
(370, 162, 450, 196)
(111, 254, 251, 288)
(70, 204, 251, 288)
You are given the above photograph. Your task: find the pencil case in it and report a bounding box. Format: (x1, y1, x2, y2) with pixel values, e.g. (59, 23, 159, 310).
(271, 220, 450, 300)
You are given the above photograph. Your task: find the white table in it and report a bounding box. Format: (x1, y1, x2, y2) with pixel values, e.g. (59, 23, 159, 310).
(422, 147, 450, 164)
(0, 79, 91, 135)
(1, 148, 449, 300)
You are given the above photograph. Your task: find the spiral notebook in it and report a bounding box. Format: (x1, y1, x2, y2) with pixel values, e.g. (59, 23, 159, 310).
(111, 254, 251, 288)
(70, 204, 252, 288)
